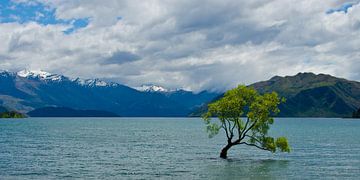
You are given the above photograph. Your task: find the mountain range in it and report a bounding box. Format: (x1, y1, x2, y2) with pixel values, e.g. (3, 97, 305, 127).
(0, 70, 219, 117)
(1, 70, 359, 117)
(191, 72, 360, 117)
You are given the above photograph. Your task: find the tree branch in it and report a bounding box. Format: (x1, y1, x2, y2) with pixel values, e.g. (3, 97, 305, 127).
(243, 117, 250, 130)
(235, 119, 241, 138)
(227, 120, 235, 139)
(222, 121, 230, 140)
(240, 117, 250, 138)
(239, 142, 270, 152)
(231, 120, 236, 132)
(241, 118, 258, 140)
(245, 135, 262, 144)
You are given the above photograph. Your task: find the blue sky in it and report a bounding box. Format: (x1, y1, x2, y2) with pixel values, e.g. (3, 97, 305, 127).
(0, 0, 360, 91)
(327, 2, 357, 14)
(0, 0, 88, 33)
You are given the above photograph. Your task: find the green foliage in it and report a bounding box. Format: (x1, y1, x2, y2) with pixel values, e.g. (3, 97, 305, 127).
(203, 85, 290, 155)
(276, 137, 291, 152)
(204, 121, 221, 138)
(0, 111, 26, 118)
(263, 137, 276, 153)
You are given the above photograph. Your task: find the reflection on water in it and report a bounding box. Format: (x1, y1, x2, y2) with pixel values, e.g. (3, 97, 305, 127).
(203, 158, 289, 179)
(0, 118, 359, 179)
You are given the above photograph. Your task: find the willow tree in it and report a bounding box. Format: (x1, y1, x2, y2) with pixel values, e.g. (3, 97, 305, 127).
(203, 85, 290, 159)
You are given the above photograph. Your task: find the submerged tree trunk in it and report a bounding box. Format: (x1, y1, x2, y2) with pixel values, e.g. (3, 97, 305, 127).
(220, 143, 233, 159)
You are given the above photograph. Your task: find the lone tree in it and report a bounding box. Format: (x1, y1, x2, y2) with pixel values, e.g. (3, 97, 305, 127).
(203, 85, 290, 159)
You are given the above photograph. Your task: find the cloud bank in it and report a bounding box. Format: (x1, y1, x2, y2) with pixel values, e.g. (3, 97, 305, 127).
(0, 0, 360, 92)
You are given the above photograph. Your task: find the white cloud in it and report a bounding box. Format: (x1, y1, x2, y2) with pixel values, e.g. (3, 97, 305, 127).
(0, 0, 360, 92)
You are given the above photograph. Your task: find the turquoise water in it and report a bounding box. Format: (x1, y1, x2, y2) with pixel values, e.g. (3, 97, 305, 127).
(0, 118, 359, 179)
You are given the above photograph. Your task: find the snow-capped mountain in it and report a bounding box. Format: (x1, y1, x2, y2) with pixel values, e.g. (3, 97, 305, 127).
(134, 84, 190, 93)
(0, 69, 220, 116)
(135, 84, 171, 92)
(17, 69, 65, 81)
(72, 78, 118, 87)
(16, 69, 116, 87)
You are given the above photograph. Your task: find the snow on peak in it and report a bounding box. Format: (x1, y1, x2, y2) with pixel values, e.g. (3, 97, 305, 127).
(10, 69, 118, 87)
(135, 84, 171, 92)
(84, 79, 108, 87)
(73, 78, 115, 87)
(17, 69, 64, 81)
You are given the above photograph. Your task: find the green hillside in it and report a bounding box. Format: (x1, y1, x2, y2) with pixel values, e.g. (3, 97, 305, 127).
(191, 73, 360, 117)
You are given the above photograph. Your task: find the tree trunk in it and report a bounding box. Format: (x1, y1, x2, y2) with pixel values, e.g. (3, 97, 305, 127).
(220, 143, 233, 159)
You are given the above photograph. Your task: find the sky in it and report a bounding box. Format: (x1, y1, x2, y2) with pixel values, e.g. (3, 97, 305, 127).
(0, 0, 359, 92)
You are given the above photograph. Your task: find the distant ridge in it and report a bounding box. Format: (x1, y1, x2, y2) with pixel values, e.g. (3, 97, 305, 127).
(191, 72, 360, 117)
(28, 107, 120, 117)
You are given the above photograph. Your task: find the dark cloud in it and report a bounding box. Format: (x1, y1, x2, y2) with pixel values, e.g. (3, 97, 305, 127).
(102, 51, 141, 65)
(8, 33, 39, 52)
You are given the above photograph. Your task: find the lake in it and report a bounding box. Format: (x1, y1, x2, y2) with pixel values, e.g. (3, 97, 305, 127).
(0, 118, 359, 179)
